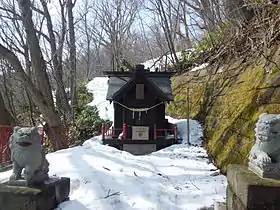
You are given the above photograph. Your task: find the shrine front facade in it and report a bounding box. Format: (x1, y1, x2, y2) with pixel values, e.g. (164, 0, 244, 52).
(101, 64, 180, 154)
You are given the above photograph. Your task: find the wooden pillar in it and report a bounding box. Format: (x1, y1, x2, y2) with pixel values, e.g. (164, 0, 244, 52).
(123, 123, 127, 139)
(154, 124, 157, 140)
(112, 126, 115, 137)
(101, 123, 105, 140)
(186, 87, 190, 145)
(174, 125, 178, 141)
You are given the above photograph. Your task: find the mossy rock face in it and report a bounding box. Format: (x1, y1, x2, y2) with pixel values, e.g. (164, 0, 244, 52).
(169, 50, 280, 173)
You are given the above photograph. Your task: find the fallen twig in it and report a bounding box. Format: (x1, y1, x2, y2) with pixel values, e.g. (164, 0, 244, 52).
(103, 166, 111, 171)
(104, 189, 121, 199)
(187, 175, 200, 190)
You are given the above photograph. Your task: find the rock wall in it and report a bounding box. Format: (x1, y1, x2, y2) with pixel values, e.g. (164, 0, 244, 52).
(169, 45, 280, 173)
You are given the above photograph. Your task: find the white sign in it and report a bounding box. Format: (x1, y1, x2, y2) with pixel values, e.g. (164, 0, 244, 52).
(132, 126, 149, 140)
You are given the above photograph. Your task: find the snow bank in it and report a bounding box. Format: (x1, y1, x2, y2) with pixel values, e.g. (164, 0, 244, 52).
(141, 49, 195, 72)
(165, 116, 203, 146)
(86, 77, 114, 121)
(51, 137, 226, 210)
(0, 117, 226, 210)
(190, 63, 209, 72)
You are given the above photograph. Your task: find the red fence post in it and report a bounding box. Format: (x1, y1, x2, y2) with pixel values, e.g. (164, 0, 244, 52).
(101, 123, 105, 140)
(0, 131, 2, 164)
(123, 123, 127, 139)
(112, 126, 115, 137)
(174, 125, 178, 141)
(0, 126, 13, 165)
(38, 127, 45, 145)
(154, 124, 157, 140)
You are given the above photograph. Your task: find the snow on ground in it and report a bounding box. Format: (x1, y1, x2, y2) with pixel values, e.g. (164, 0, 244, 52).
(140, 49, 209, 73)
(53, 123, 226, 210)
(0, 77, 227, 210)
(0, 122, 227, 210)
(190, 63, 209, 72)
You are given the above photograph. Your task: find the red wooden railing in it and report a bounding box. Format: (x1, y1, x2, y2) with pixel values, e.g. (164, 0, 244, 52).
(102, 124, 123, 139)
(0, 126, 45, 165)
(101, 123, 178, 141)
(155, 126, 178, 141)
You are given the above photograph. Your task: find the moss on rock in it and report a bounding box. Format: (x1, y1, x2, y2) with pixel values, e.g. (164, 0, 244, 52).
(169, 50, 280, 173)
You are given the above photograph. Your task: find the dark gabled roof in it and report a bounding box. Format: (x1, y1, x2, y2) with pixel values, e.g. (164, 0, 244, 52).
(105, 72, 174, 102)
(148, 77, 173, 101)
(106, 76, 131, 100)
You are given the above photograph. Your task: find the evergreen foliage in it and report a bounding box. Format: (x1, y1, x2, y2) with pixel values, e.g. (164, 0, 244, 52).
(69, 82, 111, 146)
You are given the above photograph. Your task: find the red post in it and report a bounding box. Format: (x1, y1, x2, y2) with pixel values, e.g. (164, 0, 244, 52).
(0, 137, 2, 164)
(154, 124, 157, 140)
(112, 126, 115, 137)
(41, 134, 45, 145)
(123, 123, 127, 139)
(38, 127, 45, 145)
(174, 125, 178, 141)
(101, 123, 105, 140)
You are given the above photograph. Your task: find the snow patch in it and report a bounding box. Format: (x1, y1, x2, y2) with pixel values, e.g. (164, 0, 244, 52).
(190, 63, 209, 72)
(165, 116, 203, 146)
(0, 120, 227, 210)
(86, 77, 114, 121)
(141, 49, 195, 72)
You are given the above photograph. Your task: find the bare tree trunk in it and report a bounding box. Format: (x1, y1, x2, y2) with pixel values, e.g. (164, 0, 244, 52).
(18, 0, 53, 104)
(67, 0, 77, 121)
(40, 0, 70, 121)
(224, 0, 254, 29)
(0, 0, 69, 150)
(181, 0, 192, 49)
(43, 123, 68, 150)
(0, 43, 68, 150)
(1, 62, 17, 122)
(83, 0, 91, 79)
(155, 0, 180, 66)
(0, 90, 15, 125)
(200, 0, 217, 32)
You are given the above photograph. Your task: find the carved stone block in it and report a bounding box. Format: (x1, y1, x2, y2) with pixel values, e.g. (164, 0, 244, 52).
(9, 127, 49, 186)
(227, 164, 280, 210)
(0, 177, 70, 210)
(248, 161, 280, 179)
(248, 113, 280, 178)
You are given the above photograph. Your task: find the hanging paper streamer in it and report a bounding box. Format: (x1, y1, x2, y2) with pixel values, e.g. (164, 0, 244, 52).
(132, 111, 135, 119)
(139, 111, 141, 120)
(114, 101, 165, 112)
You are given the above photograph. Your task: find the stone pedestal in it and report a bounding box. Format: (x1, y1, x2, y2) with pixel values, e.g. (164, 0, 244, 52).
(123, 144, 156, 155)
(227, 164, 280, 210)
(249, 162, 280, 179)
(0, 177, 70, 210)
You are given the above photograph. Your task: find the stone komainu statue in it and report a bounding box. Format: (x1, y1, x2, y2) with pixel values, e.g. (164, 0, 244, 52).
(9, 127, 49, 186)
(249, 113, 280, 171)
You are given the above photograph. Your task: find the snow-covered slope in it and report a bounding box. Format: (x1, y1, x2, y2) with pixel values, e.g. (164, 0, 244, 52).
(141, 52, 185, 72)
(0, 124, 226, 210)
(140, 50, 209, 73)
